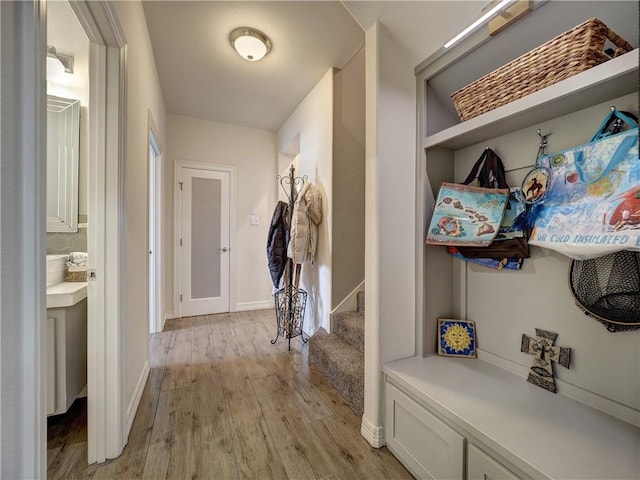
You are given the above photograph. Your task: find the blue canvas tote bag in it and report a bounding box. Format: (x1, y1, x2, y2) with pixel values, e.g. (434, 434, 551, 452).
(527, 109, 639, 260)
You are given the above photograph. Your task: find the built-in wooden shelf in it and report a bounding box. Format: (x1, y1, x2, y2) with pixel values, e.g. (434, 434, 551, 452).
(423, 49, 638, 151)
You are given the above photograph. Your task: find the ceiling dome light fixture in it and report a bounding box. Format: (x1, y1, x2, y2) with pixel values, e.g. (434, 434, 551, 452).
(229, 27, 272, 62)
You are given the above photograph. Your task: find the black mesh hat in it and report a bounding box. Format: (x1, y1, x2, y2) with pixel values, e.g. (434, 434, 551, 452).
(569, 251, 640, 332)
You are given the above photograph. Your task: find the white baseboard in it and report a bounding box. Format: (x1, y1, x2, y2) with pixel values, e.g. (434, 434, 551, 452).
(126, 361, 149, 438)
(360, 415, 385, 448)
(331, 280, 365, 315)
(235, 300, 273, 312)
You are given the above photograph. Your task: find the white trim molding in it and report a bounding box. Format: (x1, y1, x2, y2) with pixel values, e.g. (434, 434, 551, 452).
(70, 0, 127, 464)
(148, 114, 163, 335)
(331, 280, 365, 315)
(236, 300, 273, 312)
(361, 415, 385, 448)
(126, 361, 149, 437)
(0, 1, 47, 477)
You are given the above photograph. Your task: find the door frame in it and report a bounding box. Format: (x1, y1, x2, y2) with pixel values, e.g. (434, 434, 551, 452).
(148, 120, 163, 333)
(68, 0, 126, 464)
(174, 159, 237, 316)
(0, 1, 48, 476)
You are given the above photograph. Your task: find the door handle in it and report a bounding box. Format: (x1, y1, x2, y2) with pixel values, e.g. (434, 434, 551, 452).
(219, 247, 229, 252)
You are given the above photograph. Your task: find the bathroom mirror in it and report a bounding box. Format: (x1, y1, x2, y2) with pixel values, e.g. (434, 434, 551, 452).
(47, 95, 80, 232)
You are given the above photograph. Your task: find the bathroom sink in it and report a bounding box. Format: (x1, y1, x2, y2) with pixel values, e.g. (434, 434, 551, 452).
(46, 254, 68, 287)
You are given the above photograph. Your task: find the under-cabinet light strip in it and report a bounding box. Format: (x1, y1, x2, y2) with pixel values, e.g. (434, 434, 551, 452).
(444, 0, 516, 48)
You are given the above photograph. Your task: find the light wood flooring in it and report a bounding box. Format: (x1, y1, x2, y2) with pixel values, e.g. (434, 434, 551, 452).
(47, 309, 413, 479)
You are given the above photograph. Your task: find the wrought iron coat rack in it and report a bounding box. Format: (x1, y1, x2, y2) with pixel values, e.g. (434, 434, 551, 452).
(272, 164, 309, 350)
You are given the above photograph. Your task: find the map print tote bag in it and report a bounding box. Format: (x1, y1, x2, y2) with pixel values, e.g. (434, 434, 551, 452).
(528, 109, 639, 260)
(426, 182, 509, 247)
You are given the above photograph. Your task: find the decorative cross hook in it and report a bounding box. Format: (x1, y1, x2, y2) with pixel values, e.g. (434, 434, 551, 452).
(521, 328, 571, 393)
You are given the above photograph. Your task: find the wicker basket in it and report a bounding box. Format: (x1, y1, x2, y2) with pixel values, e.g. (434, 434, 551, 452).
(67, 267, 87, 282)
(451, 18, 634, 122)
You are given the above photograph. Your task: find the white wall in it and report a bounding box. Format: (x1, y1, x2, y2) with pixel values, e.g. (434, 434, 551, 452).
(277, 69, 334, 335)
(332, 47, 365, 308)
(166, 114, 277, 312)
(277, 69, 334, 334)
(363, 22, 417, 439)
(111, 0, 166, 435)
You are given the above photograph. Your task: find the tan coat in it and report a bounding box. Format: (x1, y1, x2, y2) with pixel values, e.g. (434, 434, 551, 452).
(288, 182, 322, 265)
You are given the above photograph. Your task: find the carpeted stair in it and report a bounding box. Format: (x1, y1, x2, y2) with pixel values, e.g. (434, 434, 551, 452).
(309, 291, 364, 416)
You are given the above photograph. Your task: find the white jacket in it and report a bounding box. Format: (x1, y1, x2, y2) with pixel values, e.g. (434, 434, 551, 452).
(288, 182, 322, 264)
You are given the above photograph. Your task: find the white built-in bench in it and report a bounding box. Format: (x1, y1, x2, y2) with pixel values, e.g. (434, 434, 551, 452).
(384, 355, 640, 480)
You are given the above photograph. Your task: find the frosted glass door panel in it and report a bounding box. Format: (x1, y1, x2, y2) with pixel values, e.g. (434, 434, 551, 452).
(191, 178, 221, 299)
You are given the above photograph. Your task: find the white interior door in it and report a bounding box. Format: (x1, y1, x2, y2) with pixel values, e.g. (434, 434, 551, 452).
(179, 167, 230, 316)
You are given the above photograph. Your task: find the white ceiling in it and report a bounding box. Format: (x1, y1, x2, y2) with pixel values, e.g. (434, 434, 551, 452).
(143, 1, 640, 133)
(343, 1, 481, 67)
(142, 1, 365, 131)
(141, 1, 488, 132)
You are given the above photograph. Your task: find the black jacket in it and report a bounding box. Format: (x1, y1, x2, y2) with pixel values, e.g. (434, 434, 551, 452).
(266, 201, 290, 288)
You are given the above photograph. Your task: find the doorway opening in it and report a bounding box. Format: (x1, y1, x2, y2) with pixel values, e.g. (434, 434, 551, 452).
(45, 0, 91, 463)
(54, 0, 126, 466)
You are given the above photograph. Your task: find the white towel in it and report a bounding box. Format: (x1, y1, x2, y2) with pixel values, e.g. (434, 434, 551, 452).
(67, 251, 88, 267)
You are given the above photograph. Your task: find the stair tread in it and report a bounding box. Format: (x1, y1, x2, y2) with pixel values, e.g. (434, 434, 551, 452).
(333, 310, 364, 321)
(332, 311, 364, 353)
(310, 329, 363, 364)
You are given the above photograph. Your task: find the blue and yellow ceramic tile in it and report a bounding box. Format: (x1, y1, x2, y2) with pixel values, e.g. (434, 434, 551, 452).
(438, 319, 477, 358)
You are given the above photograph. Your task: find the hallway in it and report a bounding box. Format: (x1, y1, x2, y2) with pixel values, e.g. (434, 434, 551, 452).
(47, 309, 412, 479)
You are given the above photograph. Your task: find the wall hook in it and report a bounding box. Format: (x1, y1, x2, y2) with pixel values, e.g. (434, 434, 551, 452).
(536, 129, 551, 160)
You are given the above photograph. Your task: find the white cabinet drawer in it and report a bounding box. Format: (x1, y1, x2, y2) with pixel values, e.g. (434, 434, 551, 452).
(468, 444, 521, 480)
(386, 381, 464, 479)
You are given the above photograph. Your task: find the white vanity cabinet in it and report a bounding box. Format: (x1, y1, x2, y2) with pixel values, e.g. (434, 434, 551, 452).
(47, 287, 87, 416)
